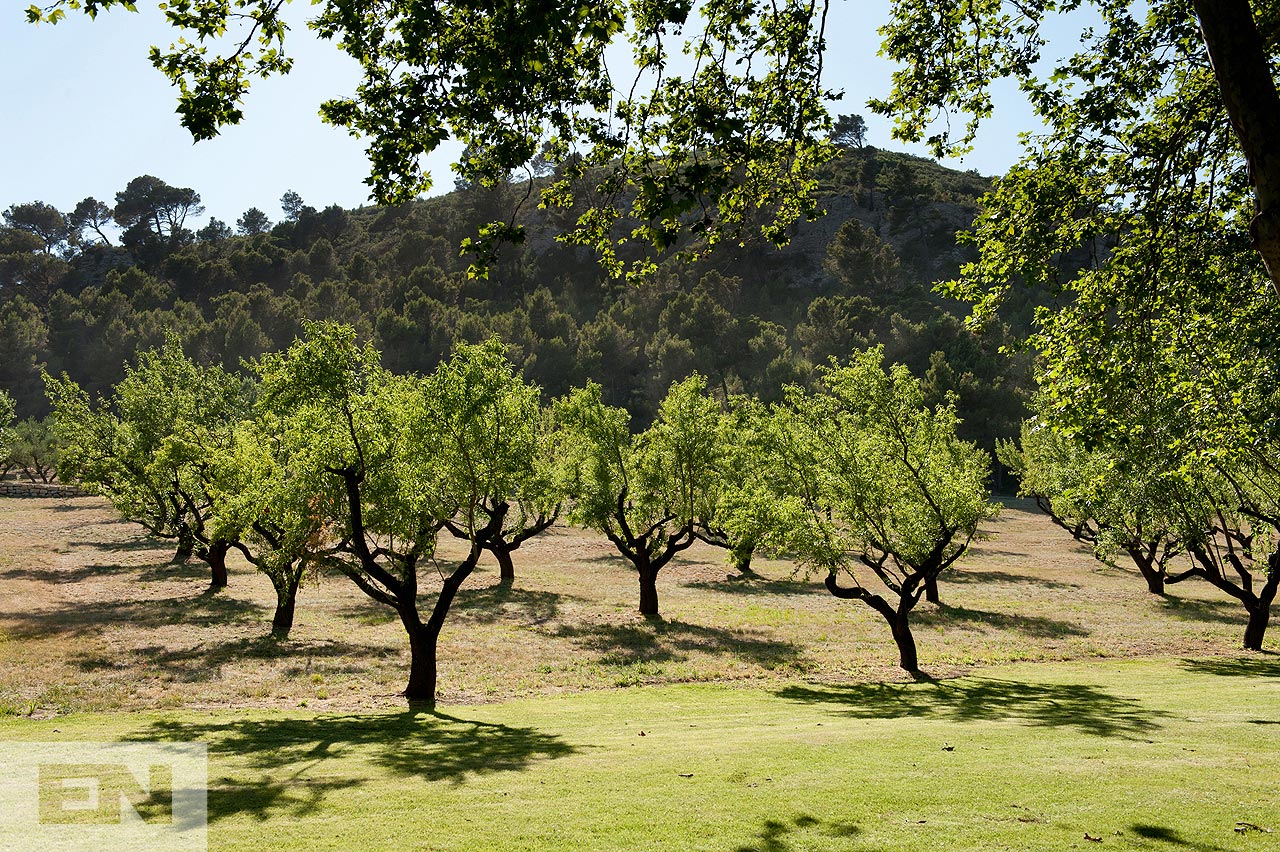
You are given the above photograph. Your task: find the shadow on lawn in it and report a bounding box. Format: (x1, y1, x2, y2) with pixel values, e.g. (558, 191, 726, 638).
(143, 709, 579, 822)
(683, 576, 824, 597)
(777, 677, 1168, 739)
(1, 588, 266, 639)
(72, 635, 391, 682)
(1129, 823, 1230, 851)
(455, 582, 579, 626)
(913, 604, 1090, 638)
(1157, 596, 1243, 626)
(939, 570, 1081, 590)
(1180, 654, 1280, 679)
(731, 814, 864, 852)
(553, 619, 801, 669)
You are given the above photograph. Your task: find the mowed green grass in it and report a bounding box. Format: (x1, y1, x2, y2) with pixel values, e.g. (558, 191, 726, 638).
(3, 656, 1277, 851)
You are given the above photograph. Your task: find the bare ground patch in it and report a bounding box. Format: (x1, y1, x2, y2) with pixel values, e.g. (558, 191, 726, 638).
(0, 496, 1267, 715)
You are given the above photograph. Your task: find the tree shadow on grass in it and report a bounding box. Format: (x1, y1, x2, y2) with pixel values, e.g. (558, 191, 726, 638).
(1180, 654, 1280, 679)
(1157, 596, 1244, 626)
(40, 500, 105, 513)
(454, 582, 580, 626)
(73, 636, 392, 683)
(732, 814, 864, 852)
(683, 576, 824, 597)
(939, 570, 1081, 590)
(0, 560, 144, 584)
(777, 677, 1168, 739)
(0, 589, 266, 639)
(552, 619, 801, 669)
(142, 709, 580, 822)
(912, 604, 1090, 638)
(66, 536, 171, 552)
(1128, 823, 1230, 851)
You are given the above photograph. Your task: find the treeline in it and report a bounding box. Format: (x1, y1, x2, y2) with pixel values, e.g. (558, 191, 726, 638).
(0, 144, 1031, 452)
(36, 325, 996, 703)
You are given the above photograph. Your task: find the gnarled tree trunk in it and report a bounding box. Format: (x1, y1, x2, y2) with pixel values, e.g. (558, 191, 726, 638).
(638, 564, 660, 616)
(206, 540, 230, 589)
(493, 545, 516, 584)
(270, 570, 302, 639)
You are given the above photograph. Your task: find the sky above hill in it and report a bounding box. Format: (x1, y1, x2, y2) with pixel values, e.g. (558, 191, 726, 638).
(1, 2, 1041, 229)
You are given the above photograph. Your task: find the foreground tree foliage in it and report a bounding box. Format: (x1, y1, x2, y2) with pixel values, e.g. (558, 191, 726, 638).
(30, 0, 835, 277)
(257, 324, 549, 702)
(45, 335, 247, 588)
(556, 376, 722, 616)
(750, 348, 996, 672)
(878, 0, 1280, 298)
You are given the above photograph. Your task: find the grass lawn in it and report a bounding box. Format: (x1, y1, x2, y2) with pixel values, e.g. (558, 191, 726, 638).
(2, 657, 1277, 850)
(0, 495, 1277, 849)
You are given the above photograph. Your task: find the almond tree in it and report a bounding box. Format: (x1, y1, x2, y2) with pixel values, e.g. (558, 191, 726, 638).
(441, 407, 561, 586)
(756, 348, 996, 672)
(998, 418, 1184, 596)
(257, 324, 550, 702)
(45, 335, 247, 588)
(555, 375, 722, 616)
(200, 418, 336, 639)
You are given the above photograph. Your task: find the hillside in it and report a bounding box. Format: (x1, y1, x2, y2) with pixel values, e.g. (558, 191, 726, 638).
(0, 146, 1031, 447)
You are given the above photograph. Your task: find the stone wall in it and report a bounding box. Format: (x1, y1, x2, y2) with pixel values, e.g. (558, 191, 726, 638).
(0, 481, 91, 498)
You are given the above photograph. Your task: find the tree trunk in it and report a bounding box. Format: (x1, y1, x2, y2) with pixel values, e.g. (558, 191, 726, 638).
(1126, 548, 1166, 595)
(402, 616, 438, 704)
(891, 612, 919, 672)
(207, 540, 230, 590)
(173, 523, 195, 563)
(729, 540, 755, 576)
(1192, 0, 1280, 293)
(494, 545, 515, 584)
(1244, 566, 1279, 650)
(270, 571, 301, 639)
(638, 565, 660, 616)
(923, 574, 940, 605)
(1244, 604, 1270, 651)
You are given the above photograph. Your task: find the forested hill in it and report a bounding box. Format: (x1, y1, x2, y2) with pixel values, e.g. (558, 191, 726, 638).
(0, 144, 1032, 449)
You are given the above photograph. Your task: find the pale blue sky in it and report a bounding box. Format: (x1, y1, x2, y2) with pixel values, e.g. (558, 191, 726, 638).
(1, 1, 1040, 228)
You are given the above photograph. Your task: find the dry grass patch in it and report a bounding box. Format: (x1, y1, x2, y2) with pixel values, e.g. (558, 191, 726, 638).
(0, 496, 1269, 715)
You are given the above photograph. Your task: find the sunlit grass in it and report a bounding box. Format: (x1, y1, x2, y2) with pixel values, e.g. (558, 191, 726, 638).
(3, 657, 1277, 850)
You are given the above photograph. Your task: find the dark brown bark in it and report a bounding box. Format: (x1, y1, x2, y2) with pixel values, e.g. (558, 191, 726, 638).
(1192, 0, 1280, 292)
(923, 574, 940, 605)
(400, 545, 483, 703)
(890, 612, 919, 672)
(270, 573, 300, 639)
(825, 573, 921, 673)
(206, 540, 230, 590)
(1244, 565, 1279, 650)
(494, 545, 516, 584)
(1126, 548, 1166, 595)
(1243, 604, 1270, 650)
(638, 565, 660, 616)
(402, 612, 438, 703)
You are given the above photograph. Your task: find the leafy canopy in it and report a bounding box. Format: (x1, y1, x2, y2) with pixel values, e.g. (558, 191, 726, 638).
(759, 347, 996, 588)
(30, 0, 838, 276)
